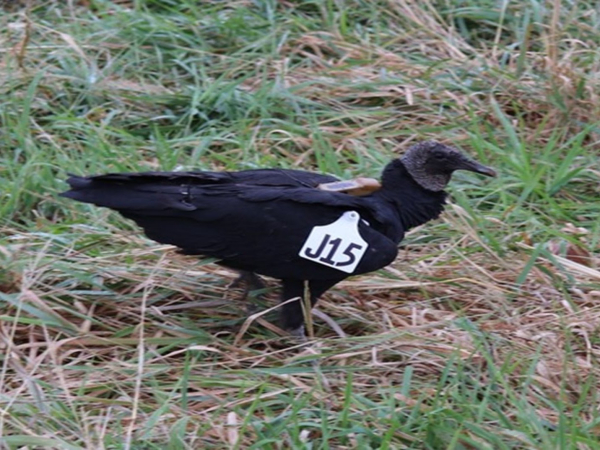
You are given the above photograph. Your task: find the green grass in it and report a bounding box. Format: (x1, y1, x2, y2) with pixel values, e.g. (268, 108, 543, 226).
(1, 0, 600, 448)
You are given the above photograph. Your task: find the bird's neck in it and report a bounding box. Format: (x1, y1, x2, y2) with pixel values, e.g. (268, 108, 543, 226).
(376, 160, 448, 231)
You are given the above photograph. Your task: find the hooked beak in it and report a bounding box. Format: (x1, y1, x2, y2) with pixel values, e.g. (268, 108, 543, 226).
(462, 159, 497, 177)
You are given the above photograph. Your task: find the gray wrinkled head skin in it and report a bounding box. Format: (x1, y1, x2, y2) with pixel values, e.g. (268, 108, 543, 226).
(401, 141, 496, 191)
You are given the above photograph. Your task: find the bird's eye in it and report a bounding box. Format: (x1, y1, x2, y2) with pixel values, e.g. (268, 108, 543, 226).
(432, 151, 447, 160)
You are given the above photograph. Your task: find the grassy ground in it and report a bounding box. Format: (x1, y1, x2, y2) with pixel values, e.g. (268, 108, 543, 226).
(1, 0, 599, 448)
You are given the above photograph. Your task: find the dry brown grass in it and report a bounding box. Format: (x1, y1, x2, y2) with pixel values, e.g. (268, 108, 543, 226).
(2, 216, 599, 446)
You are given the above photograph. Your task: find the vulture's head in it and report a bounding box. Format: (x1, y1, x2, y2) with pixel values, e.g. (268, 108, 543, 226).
(401, 141, 496, 191)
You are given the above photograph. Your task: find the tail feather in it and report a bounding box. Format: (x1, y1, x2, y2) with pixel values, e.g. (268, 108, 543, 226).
(60, 173, 197, 212)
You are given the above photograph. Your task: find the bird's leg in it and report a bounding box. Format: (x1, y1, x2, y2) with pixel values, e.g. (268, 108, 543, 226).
(228, 271, 267, 315)
(280, 281, 311, 336)
(280, 279, 339, 337)
(229, 271, 265, 297)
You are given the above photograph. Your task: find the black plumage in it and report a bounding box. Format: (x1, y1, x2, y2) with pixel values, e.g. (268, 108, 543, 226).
(61, 141, 496, 334)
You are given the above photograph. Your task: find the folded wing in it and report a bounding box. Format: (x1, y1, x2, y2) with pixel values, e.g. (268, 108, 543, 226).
(61, 171, 398, 280)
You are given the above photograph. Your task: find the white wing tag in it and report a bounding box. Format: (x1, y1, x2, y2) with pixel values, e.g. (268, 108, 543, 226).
(299, 211, 368, 274)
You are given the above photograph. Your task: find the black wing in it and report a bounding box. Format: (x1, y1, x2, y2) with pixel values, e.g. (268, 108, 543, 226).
(61, 172, 398, 280)
(69, 168, 339, 188)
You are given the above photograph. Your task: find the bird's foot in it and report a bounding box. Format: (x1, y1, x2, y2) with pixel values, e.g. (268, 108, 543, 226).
(228, 271, 270, 318)
(245, 302, 260, 317)
(288, 325, 307, 343)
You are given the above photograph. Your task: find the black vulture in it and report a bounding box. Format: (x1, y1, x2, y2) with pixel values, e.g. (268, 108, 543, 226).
(61, 141, 496, 335)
